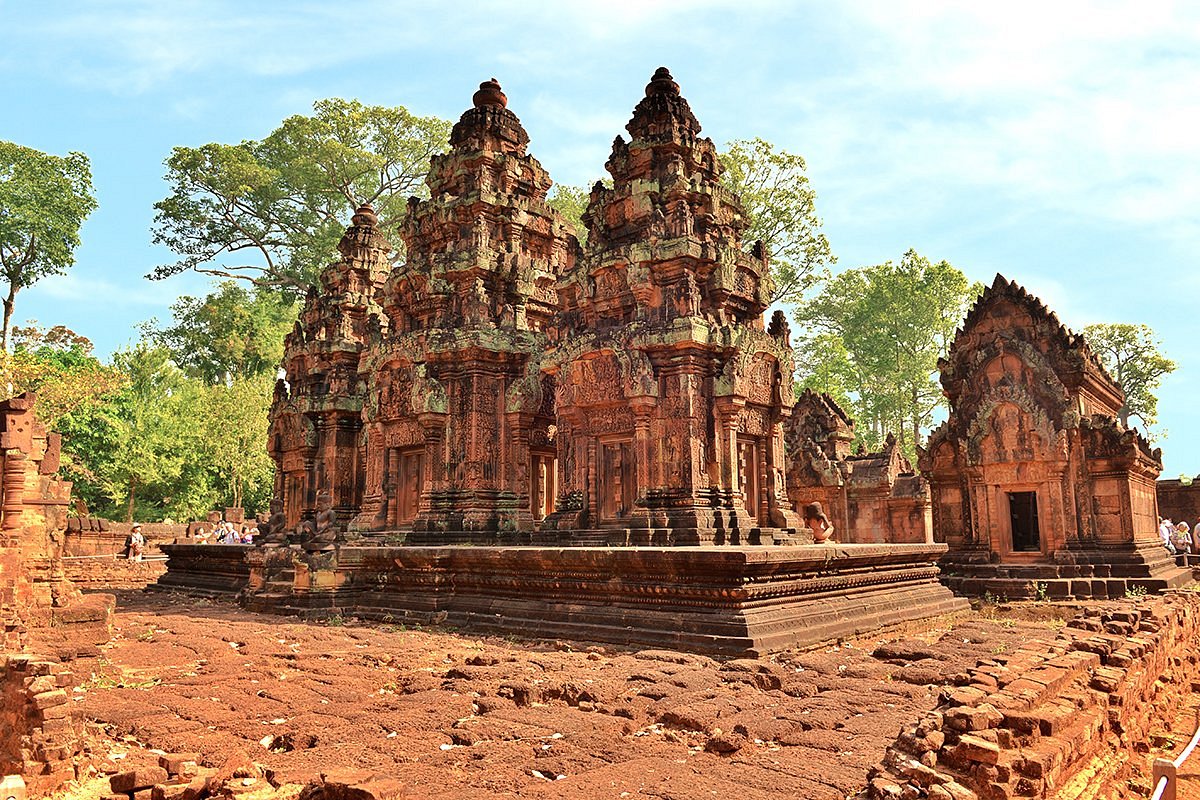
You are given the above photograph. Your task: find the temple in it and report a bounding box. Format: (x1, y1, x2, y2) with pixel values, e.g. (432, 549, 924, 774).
(151, 69, 973, 655)
(919, 275, 1190, 598)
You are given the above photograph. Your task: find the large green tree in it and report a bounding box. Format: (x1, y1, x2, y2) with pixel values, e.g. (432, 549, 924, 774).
(719, 138, 834, 304)
(151, 99, 451, 295)
(154, 281, 296, 383)
(0, 142, 97, 349)
(1081, 323, 1175, 432)
(59, 344, 200, 522)
(796, 250, 981, 458)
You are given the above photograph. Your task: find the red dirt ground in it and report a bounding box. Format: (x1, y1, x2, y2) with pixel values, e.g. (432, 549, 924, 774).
(59, 591, 1076, 800)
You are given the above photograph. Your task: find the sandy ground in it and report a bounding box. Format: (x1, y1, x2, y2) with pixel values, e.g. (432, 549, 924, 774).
(56, 591, 1078, 800)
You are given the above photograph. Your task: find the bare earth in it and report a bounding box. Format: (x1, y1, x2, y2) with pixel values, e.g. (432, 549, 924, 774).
(63, 591, 1074, 800)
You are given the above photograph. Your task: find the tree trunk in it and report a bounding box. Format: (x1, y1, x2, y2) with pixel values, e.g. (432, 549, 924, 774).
(1, 284, 16, 355)
(126, 476, 136, 523)
(1118, 406, 1131, 429)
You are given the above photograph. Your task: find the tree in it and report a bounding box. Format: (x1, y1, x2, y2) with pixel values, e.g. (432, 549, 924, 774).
(151, 99, 451, 295)
(197, 375, 275, 511)
(546, 182, 592, 242)
(154, 282, 297, 383)
(796, 250, 981, 458)
(4, 323, 125, 428)
(1081, 323, 1176, 431)
(59, 344, 199, 522)
(720, 138, 835, 304)
(0, 142, 98, 350)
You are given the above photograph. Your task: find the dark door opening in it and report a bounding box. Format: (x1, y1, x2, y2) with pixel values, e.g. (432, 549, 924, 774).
(1009, 491, 1040, 552)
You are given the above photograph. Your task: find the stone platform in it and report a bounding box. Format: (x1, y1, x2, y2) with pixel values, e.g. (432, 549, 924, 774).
(938, 542, 1193, 600)
(153, 542, 967, 657)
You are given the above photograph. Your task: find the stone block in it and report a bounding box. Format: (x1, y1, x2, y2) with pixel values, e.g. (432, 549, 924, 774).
(30, 689, 67, 711)
(111, 767, 170, 793)
(954, 734, 1000, 765)
(158, 754, 201, 777)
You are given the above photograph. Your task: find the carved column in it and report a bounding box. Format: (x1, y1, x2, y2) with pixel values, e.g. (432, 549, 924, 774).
(630, 398, 656, 504)
(2, 450, 26, 531)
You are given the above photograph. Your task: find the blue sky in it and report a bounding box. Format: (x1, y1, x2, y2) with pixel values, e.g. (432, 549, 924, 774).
(1, 0, 1198, 476)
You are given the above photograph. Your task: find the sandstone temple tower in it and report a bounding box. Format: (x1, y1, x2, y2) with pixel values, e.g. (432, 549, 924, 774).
(544, 68, 801, 544)
(919, 275, 1188, 596)
(354, 79, 577, 538)
(269, 203, 390, 531)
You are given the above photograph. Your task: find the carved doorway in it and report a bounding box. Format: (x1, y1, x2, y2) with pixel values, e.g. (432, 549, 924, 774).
(1008, 491, 1040, 552)
(391, 447, 424, 526)
(600, 440, 635, 522)
(531, 451, 557, 521)
(737, 438, 760, 521)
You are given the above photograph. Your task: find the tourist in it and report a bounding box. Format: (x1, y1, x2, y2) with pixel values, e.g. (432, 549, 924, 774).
(1160, 518, 1177, 554)
(128, 524, 146, 562)
(1174, 521, 1192, 556)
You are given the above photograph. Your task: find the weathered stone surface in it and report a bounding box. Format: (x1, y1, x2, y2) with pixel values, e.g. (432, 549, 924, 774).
(785, 391, 932, 545)
(110, 766, 170, 793)
(919, 276, 1191, 598)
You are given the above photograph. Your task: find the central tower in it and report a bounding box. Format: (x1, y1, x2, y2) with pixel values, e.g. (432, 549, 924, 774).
(544, 68, 803, 544)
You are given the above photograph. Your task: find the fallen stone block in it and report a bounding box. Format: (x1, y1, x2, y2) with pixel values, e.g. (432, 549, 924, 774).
(111, 767, 170, 793)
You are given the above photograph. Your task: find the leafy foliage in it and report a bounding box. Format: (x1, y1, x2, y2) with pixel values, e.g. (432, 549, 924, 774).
(795, 250, 981, 459)
(720, 138, 835, 304)
(546, 182, 592, 243)
(0, 141, 97, 348)
(4, 323, 125, 429)
(150, 99, 450, 295)
(153, 281, 296, 383)
(1081, 322, 1175, 432)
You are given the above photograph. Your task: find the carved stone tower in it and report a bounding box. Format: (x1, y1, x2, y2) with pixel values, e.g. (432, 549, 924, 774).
(269, 204, 390, 532)
(545, 68, 802, 544)
(355, 79, 577, 537)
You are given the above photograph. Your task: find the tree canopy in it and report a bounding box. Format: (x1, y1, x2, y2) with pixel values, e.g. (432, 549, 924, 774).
(150, 99, 451, 295)
(0, 141, 97, 349)
(1082, 322, 1176, 432)
(795, 250, 981, 458)
(719, 138, 835, 304)
(153, 281, 296, 384)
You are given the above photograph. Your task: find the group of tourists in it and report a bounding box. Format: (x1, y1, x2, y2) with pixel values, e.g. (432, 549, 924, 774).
(1159, 517, 1197, 555)
(195, 520, 259, 545)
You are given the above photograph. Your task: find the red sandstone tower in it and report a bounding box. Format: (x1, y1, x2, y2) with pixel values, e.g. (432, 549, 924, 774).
(355, 79, 577, 537)
(269, 204, 390, 533)
(543, 68, 802, 544)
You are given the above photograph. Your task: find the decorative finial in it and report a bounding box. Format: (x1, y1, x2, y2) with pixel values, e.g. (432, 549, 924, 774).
(645, 67, 680, 97)
(472, 78, 507, 109)
(351, 203, 378, 227)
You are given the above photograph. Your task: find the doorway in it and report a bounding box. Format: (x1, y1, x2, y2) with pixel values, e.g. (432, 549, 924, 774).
(600, 440, 635, 522)
(1008, 491, 1040, 552)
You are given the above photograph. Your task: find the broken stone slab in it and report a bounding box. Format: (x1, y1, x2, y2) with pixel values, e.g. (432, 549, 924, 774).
(111, 767, 170, 793)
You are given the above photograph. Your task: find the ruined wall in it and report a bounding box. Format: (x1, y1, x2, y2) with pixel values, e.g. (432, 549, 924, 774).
(63, 556, 166, 590)
(868, 592, 1200, 799)
(0, 655, 82, 795)
(1157, 478, 1200, 526)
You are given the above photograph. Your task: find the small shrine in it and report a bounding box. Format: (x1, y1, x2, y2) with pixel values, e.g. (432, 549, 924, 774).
(784, 389, 931, 544)
(919, 275, 1189, 597)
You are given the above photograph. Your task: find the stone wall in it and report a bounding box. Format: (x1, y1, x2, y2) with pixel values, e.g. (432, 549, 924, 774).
(1157, 478, 1200, 526)
(867, 591, 1200, 799)
(63, 521, 185, 557)
(62, 555, 166, 590)
(0, 654, 82, 796)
